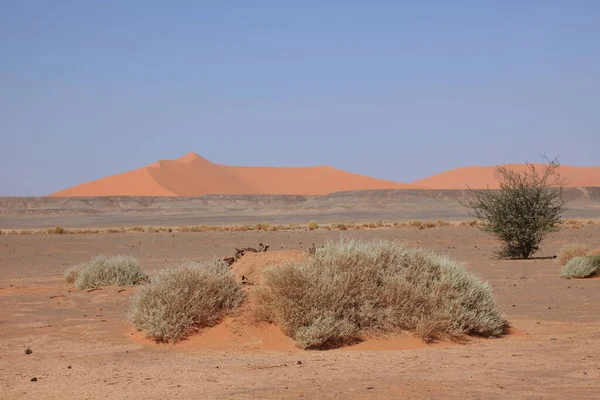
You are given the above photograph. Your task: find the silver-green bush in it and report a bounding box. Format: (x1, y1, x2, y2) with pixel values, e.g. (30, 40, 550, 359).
(561, 255, 600, 279)
(67, 254, 147, 290)
(129, 260, 245, 343)
(256, 239, 507, 349)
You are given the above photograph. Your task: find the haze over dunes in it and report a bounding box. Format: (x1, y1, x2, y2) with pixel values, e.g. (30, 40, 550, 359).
(413, 164, 600, 190)
(50, 153, 415, 197)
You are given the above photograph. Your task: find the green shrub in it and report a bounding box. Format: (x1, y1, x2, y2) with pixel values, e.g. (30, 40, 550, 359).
(462, 158, 566, 259)
(69, 254, 147, 290)
(561, 255, 600, 279)
(256, 239, 506, 349)
(556, 243, 591, 266)
(130, 260, 245, 343)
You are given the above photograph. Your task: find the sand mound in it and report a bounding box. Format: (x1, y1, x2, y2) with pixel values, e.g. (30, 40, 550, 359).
(413, 164, 600, 189)
(230, 250, 308, 285)
(50, 152, 416, 197)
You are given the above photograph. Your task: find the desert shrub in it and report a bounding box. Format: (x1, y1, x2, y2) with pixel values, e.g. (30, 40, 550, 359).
(47, 226, 67, 234)
(462, 158, 566, 259)
(130, 260, 245, 343)
(335, 223, 348, 231)
(256, 239, 506, 349)
(308, 221, 319, 231)
(408, 220, 423, 228)
(422, 221, 437, 229)
(0, 229, 3, 235)
(437, 220, 452, 227)
(255, 222, 271, 231)
(69, 254, 147, 290)
(561, 255, 600, 279)
(128, 226, 145, 232)
(556, 243, 591, 266)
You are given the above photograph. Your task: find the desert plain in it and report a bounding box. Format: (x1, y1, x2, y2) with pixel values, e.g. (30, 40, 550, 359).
(1, 220, 600, 399)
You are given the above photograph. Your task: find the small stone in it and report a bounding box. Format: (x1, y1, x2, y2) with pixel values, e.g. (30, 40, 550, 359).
(30, 377, 37, 382)
(67, 365, 72, 369)
(24, 349, 32, 355)
(296, 361, 302, 365)
(550, 338, 557, 341)
(367, 385, 374, 390)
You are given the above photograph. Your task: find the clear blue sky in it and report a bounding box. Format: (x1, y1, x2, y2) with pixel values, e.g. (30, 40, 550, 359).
(1, 1, 598, 196)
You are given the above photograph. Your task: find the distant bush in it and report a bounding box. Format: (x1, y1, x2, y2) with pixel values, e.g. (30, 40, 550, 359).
(422, 221, 437, 229)
(255, 239, 506, 349)
(556, 244, 591, 266)
(47, 226, 67, 234)
(130, 260, 245, 343)
(67, 254, 147, 290)
(335, 223, 348, 231)
(255, 223, 271, 231)
(561, 255, 600, 279)
(408, 220, 423, 228)
(308, 221, 319, 231)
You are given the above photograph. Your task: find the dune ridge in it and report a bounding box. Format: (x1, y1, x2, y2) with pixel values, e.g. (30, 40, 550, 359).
(50, 152, 414, 197)
(49, 154, 600, 197)
(412, 164, 600, 190)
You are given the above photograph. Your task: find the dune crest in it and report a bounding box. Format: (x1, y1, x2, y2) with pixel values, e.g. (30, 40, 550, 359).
(50, 152, 414, 197)
(413, 164, 600, 189)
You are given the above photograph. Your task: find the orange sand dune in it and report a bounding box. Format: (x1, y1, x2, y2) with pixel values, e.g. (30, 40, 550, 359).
(412, 164, 600, 190)
(50, 152, 414, 197)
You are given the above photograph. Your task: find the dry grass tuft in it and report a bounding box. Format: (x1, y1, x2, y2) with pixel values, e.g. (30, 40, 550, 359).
(255, 238, 506, 349)
(335, 223, 348, 231)
(308, 221, 319, 231)
(47, 226, 67, 234)
(67, 254, 147, 290)
(561, 255, 600, 279)
(556, 243, 591, 266)
(130, 260, 245, 343)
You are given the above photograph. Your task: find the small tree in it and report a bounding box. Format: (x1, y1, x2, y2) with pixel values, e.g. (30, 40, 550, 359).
(462, 156, 566, 259)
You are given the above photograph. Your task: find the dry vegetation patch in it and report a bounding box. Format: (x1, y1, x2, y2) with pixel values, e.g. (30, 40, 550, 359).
(556, 243, 592, 266)
(561, 255, 600, 279)
(65, 254, 147, 290)
(130, 260, 245, 343)
(254, 239, 507, 349)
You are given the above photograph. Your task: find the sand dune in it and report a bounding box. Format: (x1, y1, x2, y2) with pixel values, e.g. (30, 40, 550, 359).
(50, 152, 414, 197)
(412, 164, 600, 189)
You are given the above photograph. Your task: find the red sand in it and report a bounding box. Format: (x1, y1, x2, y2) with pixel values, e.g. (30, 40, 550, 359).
(50, 154, 600, 196)
(412, 164, 600, 189)
(50, 153, 415, 197)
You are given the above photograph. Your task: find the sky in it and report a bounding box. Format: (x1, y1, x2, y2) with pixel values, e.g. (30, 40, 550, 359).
(1, 1, 599, 196)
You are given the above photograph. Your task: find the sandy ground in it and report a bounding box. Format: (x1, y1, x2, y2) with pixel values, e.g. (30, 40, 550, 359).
(1, 226, 600, 399)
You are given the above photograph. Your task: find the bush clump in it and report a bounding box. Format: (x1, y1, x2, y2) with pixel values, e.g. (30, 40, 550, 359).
(561, 255, 600, 279)
(130, 260, 245, 343)
(462, 158, 566, 259)
(255, 239, 506, 349)
(556, 243, 591, 266)
(66, 254, 147, 290)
